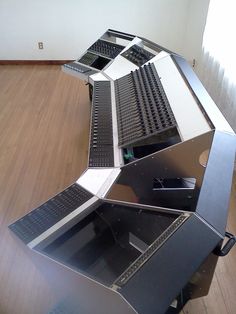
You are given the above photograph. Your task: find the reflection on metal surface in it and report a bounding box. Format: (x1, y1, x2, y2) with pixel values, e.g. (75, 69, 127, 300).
(152, 177, 196, 190)
(39, 202, 180, 287)
(129, 233, 149, 253)
(107, 131, 214, 211)
(188, 252, 219, 299)
(199, 149, 210, 168)
(107, 184, 138, 203)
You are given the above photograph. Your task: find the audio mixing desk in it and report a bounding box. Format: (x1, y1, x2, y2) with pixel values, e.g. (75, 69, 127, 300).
(9, 29, 236, 314)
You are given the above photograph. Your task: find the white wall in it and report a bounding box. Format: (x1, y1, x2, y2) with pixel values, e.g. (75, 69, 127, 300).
(183, 0, 210, 67)
(0, 0, 191, 60)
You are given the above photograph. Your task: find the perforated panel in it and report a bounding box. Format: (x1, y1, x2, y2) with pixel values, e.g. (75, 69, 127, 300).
(89, 81, 114, 167)
(9, 184, 92, 244)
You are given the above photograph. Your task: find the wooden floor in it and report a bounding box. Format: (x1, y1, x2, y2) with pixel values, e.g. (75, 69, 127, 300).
(0, 65, 235, 314)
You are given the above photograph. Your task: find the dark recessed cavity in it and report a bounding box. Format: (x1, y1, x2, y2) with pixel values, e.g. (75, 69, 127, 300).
(39, 203, 179, 286)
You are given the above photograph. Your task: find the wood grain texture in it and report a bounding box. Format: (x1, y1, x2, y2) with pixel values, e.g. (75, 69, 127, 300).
(0, 65, 90, 314)
(0, 60, 73, 65)
(0, 65, 235, 314)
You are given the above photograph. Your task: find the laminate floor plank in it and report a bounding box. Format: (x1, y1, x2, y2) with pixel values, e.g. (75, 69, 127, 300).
(0, 65, 90, 314)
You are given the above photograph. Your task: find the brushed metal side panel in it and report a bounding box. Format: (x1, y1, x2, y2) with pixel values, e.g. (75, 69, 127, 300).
(30, 248, 137, 314)
(107, 131, 214, 210)
(196, 130, 236, 235)
(119, 214, 222, 314)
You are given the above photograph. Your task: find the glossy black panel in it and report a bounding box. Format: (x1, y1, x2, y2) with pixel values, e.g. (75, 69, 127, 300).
(120, 214, 221, 314)
(40, 202, 179, 286)
(196, 131, 236, 235)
